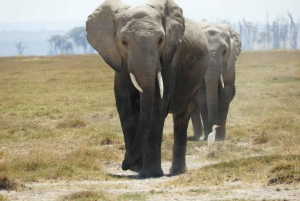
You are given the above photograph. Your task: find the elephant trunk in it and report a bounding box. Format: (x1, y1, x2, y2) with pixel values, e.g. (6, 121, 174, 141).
(205, 70, 219, 138)
(122, 58, 161, 170)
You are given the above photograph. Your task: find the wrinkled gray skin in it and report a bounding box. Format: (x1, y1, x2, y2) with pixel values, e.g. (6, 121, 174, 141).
(86, 0, 209, 178)
(191, 20, 241, 141)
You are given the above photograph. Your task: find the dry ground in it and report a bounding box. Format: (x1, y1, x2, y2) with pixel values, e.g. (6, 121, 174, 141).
(0, 51, 300, 200)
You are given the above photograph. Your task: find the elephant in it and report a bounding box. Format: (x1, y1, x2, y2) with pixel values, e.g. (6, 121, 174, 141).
(86, 0, 209, 178)
(191, 20, 241, 141)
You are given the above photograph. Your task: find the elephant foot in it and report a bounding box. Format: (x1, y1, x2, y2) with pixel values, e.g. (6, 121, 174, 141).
(216, 137, 225, 141)
(169, 165, 187, 175)
(193, 131, 202, 141)
(128, 163, 142, 173)
(191, 132, 202, 141)
(122, 154, 142, 172)
(216, 133, 226, 141)
(139, 163, 164, 178)
(169, 159, 186, 175)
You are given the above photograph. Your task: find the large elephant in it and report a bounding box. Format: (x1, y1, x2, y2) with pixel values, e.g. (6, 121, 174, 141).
(86, 0, 209, 178)
(191, 20, 241, 141)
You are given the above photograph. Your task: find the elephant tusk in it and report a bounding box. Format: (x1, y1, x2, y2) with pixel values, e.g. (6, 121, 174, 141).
(130, 73, 143, 93)
(220, 74, 224, 88)
(157, 71, 164, 99)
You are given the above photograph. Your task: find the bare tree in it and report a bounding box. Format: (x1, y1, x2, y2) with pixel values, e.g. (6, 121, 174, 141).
(241, 19, 258, 50)
(15, 41, 25, 55)
(271, 18, 280, 49)
(287, 12, 299, 49)
(279, 16, 289, 49)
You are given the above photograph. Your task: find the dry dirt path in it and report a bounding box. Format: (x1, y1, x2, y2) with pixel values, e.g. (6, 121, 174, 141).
(1, 154, 300, 201)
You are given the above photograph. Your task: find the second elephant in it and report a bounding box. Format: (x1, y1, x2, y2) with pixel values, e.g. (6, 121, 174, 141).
(191, 20, 241, 141)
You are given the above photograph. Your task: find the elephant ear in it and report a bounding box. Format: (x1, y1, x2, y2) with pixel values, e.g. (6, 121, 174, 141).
(146, 0, 185, 68)
(86, 0, 130, 72)
(226, 25, 241, 73)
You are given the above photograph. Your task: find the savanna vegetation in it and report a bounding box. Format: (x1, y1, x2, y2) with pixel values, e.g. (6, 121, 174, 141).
(0, 51, 299, 200)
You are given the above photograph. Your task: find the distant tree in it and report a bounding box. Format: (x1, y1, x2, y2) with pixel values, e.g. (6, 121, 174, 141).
(241, 19, 258, 50)
(48, 34, 68, 54)
(271, 18, 280, 49)
(257, 32, 268, 49)
(64, 41, 74, 55)
(265, 13, 272, 49)
(15, 41, 25, 55)
(279, 16, 289, 49)
(238, 21, 243, 47)
(287, 12, 299, 49)
(219, 19, 231, 25)
(68, 26, 89, 54)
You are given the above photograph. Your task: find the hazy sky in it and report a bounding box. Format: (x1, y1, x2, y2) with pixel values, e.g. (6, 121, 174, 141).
(0, 0, 299, 24)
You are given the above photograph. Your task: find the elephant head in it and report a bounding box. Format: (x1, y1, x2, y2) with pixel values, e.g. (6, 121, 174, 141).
(199, 20, 241, 80)
(86, 0, 184, 170)
(198, 20, 241, 140)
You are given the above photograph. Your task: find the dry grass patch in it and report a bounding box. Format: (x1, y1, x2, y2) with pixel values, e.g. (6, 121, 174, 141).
(268, 161, 300, 185)
(0, 140, 122, 182)
(172, 155, 300, 186)
(61, 191, 109, 201)
(0, 195, 9, 201)
(0, 55, 124, 182)
(0, 51, 300, 187)
(60, 191, 147, 201)
(57, 117, 87, 129)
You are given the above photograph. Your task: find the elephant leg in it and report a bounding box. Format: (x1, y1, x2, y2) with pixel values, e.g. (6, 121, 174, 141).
(170, 97, 196, 174)
(217, 86, 233, 140)
(139, 100, 168, 178)
(191, 83, 207, 140)
(115, 74, 142, 172)
(201, 102, 209, 140)
(198, 81, 209, 140)
(191, 103, 203, 140)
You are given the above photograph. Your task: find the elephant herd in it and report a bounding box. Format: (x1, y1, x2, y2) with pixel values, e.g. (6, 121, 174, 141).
(86, 0, 241, 178)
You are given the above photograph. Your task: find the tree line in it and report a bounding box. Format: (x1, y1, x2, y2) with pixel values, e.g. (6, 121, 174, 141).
(15, 12, 300, 55)
(229, 12, 300, 50)
(47, 26, 95, 55)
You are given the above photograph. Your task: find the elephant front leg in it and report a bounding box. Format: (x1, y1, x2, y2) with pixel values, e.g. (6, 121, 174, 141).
(119, 111, 142, 172)
(217, 86, 234, 140)
(115, 75, 142, 172)
(138, 114, 165, 178)
(139, 97, 168, 178)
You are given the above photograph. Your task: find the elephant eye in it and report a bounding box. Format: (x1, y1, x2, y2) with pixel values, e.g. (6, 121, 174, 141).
(122, 40, 128, 46)
(158, 38, 163, 45)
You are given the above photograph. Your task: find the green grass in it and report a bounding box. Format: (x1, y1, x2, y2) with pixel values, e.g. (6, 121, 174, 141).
(0, 51, 300, 188)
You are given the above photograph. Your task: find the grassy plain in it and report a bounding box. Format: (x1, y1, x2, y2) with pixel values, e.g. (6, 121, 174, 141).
(0, 51, 300, 200)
